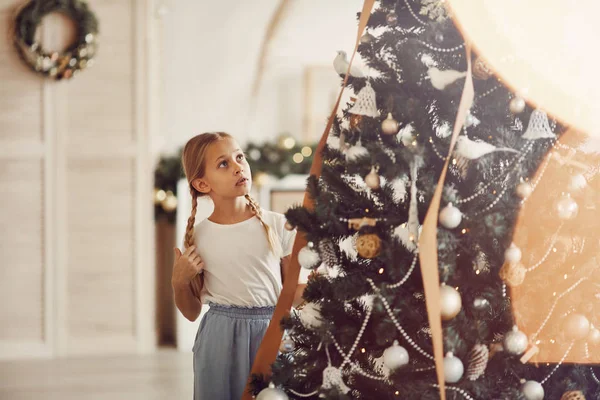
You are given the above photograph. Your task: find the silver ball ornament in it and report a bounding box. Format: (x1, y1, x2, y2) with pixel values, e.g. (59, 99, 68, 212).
(516, 182, 534, 199)
(510, 97, 526, 114)
(521, 380, 544, 400)
(256, 382, 289, 400)
(503, 326, 529, 355)
(383, 340, 409, 370)
(365, 168, 381, 189)
(504, 243, 522, 264)
(473, 297, 489, 310)
(381, 112, 400, 135)
(439, 203, 462, 229)
(556, 194, 579, 220)
(564, 313, 590, 340)
(298, 246, 320, 270)
(440, 284, 462, 321)
(443, 352, 464, 383)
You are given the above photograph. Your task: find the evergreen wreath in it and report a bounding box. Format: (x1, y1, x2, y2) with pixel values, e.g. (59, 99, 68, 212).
(13, 0, 99, 80)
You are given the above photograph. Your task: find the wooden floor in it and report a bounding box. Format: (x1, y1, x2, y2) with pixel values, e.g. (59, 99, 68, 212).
(0, 349, 193, 400)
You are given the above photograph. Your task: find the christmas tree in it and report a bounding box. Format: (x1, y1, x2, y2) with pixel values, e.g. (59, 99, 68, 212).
(252, 1, 600, 399)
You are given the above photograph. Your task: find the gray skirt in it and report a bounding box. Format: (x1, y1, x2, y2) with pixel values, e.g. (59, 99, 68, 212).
(193, 303, 275, 400)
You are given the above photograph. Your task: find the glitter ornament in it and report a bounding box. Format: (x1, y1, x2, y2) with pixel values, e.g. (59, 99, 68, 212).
(521, 380, 544, 400)
(499, 262, 526, 287)
(503, 326, 529, 355)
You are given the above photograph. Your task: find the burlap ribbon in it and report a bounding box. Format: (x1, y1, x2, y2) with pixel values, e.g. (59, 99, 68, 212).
(241, 2, 375, 398)
(418, 43, 474, 400)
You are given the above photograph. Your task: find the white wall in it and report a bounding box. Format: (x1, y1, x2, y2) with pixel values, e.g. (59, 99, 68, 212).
(160, 0, 365, 154)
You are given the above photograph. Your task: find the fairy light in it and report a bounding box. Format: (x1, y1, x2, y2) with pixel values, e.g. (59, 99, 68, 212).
(461, 228, 467, 234)
(361, 348, 366, 353)
(293, 153, 304, 163)
(379, 268, 385, 274)
(301, 146, 313, 157)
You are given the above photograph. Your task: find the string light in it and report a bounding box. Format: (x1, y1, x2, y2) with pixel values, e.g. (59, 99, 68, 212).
(379, 268, 385, 274)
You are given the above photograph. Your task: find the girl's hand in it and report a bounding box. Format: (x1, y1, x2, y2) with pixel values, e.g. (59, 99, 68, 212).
(172, 245, 204, 287)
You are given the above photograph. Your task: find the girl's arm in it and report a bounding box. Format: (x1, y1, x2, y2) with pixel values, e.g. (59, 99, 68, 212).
(280, 255, 306, 307)
(173, 279, 203, 322)
(172, 246, 204, 321)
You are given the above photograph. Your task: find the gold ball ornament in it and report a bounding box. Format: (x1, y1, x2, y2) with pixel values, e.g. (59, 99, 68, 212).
(350, 113, 363, 130)
(509, 97, 526, 114)
(381, 112, 400, 135)
(561, 391, 586, 400)
(472, 56, 493, 80)
(499, 262, 526, 287)
(356, 233, 381, 259)
(440, 284, 462, 321)
(365, 168, 380, 189)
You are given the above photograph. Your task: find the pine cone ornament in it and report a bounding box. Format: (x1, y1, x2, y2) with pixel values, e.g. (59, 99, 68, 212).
(561, 391, 585, 400)
(318, 239, 338, 267)
(466, 344, 489, 381)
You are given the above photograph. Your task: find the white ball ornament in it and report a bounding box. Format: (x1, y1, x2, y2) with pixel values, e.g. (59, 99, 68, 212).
(298, 245, 320, 270)
(569, 174, 587, 192)
(439, 203, 462, 229)
(564, 313, 590, 340)
(588, 327, 600, 345)
(504, 243, 522, 264)
(556, 193, 579, 220)
(443, 352, 464, 383)
(516, 181, 534, 199)
(383, 340, 409, 370)
(256, 382, 289, 400)
(521, 380, 544, 400)
(503, 326, 529, 355)
(440, 284, 462, 321)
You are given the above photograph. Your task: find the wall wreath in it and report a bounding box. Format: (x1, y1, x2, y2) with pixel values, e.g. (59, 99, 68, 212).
(13, 0, 99, 80)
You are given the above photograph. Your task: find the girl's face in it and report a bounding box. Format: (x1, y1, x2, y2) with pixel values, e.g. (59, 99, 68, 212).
(193, 137, 252, 199)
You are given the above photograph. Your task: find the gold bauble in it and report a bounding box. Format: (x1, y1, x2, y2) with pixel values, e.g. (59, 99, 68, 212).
(560, 391, 585, 400)
(499, 262, 526, 287)
(356, 233, 381, 259)
(350, 114, 363, 130)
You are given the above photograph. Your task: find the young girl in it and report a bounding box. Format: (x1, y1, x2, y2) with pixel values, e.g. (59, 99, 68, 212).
(171, 132, 306, 400)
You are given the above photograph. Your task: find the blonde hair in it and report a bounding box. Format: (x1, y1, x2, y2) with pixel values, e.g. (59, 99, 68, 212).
(181, 133, 282, 297)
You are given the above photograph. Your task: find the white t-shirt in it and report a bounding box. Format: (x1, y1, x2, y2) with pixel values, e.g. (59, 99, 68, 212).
(194, 209, 307, 307)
